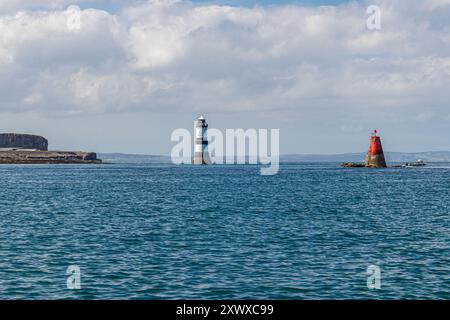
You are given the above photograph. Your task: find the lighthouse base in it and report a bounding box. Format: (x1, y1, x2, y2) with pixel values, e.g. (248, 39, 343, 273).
(193, 152, 212, 165)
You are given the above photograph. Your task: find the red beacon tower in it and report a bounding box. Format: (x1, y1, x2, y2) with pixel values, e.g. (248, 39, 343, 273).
(365, 129, 387, 168)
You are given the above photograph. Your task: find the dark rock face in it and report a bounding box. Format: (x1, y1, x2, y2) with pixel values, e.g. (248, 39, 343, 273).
(0, 133, 48, 151)
(83, 152, 98, 161)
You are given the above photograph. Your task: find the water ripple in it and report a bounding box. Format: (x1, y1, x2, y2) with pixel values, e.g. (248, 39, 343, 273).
(0, 163, 448, 299)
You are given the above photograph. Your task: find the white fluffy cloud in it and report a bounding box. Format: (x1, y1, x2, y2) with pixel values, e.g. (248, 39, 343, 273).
(0, 0, 450, 119)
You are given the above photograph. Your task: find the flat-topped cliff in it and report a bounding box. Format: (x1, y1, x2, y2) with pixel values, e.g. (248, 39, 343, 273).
(0, 133, 48, 151)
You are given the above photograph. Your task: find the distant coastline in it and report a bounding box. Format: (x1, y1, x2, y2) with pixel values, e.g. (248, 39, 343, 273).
(98, 151, 450, 164)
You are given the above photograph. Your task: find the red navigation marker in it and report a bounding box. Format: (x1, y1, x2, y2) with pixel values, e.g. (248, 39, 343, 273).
(365, 130, 387, 168)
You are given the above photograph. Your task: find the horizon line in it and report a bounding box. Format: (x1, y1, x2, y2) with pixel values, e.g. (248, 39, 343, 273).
(96, 150, 450, 157)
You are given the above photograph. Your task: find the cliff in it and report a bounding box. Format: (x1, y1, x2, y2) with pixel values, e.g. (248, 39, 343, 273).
(0, 133, 48, 151)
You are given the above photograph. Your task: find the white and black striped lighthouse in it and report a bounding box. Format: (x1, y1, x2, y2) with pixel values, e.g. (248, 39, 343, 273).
(193, 116, 211, 165)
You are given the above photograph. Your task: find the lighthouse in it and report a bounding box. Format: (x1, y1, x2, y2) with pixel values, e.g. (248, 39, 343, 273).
(365, 129, 387, 168)
(193, 116, 211, 165)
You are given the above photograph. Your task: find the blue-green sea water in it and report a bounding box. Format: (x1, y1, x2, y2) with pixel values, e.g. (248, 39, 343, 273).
(0, 163, 449, 300)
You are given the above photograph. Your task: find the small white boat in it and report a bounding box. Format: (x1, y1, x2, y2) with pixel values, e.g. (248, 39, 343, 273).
(404, 159, 427, 167)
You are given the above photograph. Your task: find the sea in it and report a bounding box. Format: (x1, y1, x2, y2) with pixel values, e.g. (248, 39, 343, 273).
(0, 162, 448, 299)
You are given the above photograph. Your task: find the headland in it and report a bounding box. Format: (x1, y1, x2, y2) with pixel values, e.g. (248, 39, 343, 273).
(0, 133, 101, 164)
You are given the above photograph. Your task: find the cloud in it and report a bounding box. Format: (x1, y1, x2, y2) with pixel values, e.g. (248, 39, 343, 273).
(0, 0, 450, 119)
(0, 0, 80, 12)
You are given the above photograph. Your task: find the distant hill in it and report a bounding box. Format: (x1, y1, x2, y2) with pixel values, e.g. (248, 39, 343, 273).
(98, 151, 450, 164)
(281, 151, 450, 163)
(98, 153, 171, 163)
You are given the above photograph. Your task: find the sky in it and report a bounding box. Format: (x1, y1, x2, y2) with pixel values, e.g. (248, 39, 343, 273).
(1, 0, 450, 155)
